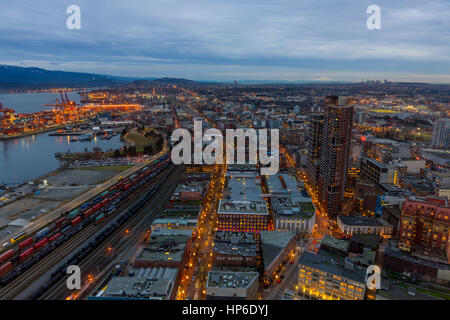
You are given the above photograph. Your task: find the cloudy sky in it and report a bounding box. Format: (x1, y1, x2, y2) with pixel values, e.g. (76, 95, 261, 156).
(0, 0, 449, 82)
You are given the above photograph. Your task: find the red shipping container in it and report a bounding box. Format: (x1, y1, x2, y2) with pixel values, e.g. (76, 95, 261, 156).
(71, 216, 82, 226)
(34, 238, 49, 251)
(84, 208, 95, 218)
(0, 249, 15, 265)
(19, 247, 34, 262)
(18, 237, 34, 251)
(0, 261, 13, 278)
(49, 233, 61, 242)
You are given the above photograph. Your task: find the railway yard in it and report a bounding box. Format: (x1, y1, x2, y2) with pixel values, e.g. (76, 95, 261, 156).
(0, 143, 176, 299)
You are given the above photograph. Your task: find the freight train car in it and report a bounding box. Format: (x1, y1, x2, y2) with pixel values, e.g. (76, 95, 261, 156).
(35, 227, 50, 240)
(71, 216, 82, 226)
(67, 209, 80, 219)
(19, 247, 34, 262)
(0, 262, 12, 278)
(18, 237, 34, 251)
(0, 249, 15, 265)
(34, 238, 49, 251)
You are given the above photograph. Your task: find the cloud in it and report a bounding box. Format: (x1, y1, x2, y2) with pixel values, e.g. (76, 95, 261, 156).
(0, 0, 448, 82)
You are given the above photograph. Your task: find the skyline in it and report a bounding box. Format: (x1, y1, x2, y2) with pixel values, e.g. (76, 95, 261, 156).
(0, 0, 449, 83)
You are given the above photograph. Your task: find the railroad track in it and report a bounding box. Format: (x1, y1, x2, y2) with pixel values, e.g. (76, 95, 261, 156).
(0, 164, 172, 300)
(37, 165, 184, 300)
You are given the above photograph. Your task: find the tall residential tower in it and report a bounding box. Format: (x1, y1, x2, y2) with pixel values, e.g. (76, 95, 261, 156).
(318, 96, 354, 218)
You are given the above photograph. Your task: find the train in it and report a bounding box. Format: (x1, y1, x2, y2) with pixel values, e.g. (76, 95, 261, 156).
(0, 155, 172, 288)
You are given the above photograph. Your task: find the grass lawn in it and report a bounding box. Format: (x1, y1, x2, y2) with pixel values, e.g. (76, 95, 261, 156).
(124, 128, 157, 152)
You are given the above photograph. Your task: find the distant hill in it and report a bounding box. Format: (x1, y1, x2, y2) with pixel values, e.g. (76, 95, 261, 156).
(0, 65, 129, 89)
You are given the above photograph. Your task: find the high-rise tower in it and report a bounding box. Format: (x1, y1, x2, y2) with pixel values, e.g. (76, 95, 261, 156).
(306, 113, 324, 192)
(431, 119, 450, 149)
(318, 96, 353, 218)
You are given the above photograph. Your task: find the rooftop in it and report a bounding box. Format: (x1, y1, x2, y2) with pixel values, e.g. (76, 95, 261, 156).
(321, 235, 350, 253)
(99, 267, 178, 300)
(298, 251, 367, 284)
(225, 171, 262, 202)
(338, 215, 392, 227)
(135, 229, 192, 263)
(215, 231, 257, 244)
(218, 200, 268, 215)
(207, 270, 259, 289)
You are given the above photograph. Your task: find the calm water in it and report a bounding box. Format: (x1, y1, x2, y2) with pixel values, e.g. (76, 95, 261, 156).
(0, 92, 123, 185)
(0, 133, 124, 185)
(0, 92, 81, 114)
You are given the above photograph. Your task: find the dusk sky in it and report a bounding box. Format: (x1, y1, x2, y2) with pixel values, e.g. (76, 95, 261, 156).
(0, 0, 449, 82)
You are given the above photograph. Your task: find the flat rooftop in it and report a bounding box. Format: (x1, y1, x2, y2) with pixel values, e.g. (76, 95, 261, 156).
(338, 215, 392, 227)
(100, 267, 178, 300)
(215, 231, 257, 244)
(135, 229, 192, 263)
(272, 198, 316, 219)
(298, 251, 367, 284)
(218, 200, 268, 215)
(321, 235, 350, 252)
(225, 171, 262, 202)
(207, 270, 259, 289)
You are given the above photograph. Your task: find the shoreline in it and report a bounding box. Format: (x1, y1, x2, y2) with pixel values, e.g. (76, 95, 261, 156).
(0, 125, 65, 141)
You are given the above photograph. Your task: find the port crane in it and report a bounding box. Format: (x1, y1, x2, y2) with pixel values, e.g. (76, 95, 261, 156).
(43, 90, 80, 124)
(0, 102, 16, 126)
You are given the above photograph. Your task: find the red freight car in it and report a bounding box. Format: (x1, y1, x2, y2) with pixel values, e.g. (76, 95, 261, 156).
(100, 198, 109, 207)
(55, 217, 66, 228)
(84, 208, 95, 218)
(71, 216, 82, 226)
(0, 249, 15, 265)
(49, 233, 61, 242)
(18, 237, 34, 251)
(34, 238, 49, 251)
(0, 261, 13, 278)
(19, 247, 34, 262)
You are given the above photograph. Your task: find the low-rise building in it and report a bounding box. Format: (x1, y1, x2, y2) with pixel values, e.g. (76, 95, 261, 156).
(206, 270, 259, 300)
(213, 231, 258, 267)
(266, 173, 316, 236)
(297, 251, 367, 300)
(337, 215, 393, 238)
(90, 267, 179, 300)
(133, 229, 193, 270)
(218, 171, 269, 232)
(151, 218, 197, 232)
